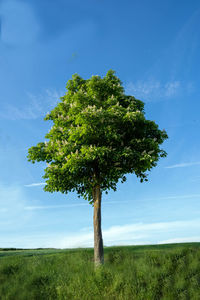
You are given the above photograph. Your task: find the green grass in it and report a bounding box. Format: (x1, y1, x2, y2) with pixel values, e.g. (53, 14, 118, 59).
(0, 243, 200, 299)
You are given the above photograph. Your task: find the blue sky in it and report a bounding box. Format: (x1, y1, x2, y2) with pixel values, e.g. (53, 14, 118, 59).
(0, 0, 200, 248)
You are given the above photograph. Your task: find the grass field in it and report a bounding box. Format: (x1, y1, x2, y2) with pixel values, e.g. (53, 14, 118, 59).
(0, 243, 200, 299)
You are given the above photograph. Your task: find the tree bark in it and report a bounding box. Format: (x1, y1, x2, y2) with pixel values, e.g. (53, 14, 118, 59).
(93, 185, 104, 266)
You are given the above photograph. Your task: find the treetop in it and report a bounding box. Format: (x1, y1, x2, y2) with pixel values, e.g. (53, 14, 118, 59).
(28, 70, 168, 203)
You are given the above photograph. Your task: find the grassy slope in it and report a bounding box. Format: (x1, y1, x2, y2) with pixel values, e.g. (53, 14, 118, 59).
(0, 243, 200, 299)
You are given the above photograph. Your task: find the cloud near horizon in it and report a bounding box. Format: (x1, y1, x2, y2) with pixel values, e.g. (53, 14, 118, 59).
(158, 236, 200, 244)
(2, 219, 199, 249)
(56, 219, 200, 248)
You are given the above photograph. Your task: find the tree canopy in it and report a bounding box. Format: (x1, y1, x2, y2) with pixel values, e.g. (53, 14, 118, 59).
(27, 70, 168, 203)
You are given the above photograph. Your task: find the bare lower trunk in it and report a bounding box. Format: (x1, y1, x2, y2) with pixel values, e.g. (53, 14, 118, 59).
(93, 185, 104, 266)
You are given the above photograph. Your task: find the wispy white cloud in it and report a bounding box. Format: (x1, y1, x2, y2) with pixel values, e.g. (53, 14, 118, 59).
(24, 200, 128, 210)
(24, 203, 88, 210)
(157, 194, 200, 200)
(24, 182, 46, 187)
(28, 89, 62, 110)
(125, 79, 181, 101)
(164, 81, 181, 97)
(0, 89, 63, 120)
(165, 161, 200, 169)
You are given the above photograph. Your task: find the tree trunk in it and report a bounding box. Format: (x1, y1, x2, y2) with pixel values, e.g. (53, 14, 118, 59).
(93, 185, 104, 266)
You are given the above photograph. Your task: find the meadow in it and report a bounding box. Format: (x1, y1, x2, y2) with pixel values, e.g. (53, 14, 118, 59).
(0, 243, 200, 300)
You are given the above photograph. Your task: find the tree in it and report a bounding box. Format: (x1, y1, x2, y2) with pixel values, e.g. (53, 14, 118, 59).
(27, 70, 168, 266)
